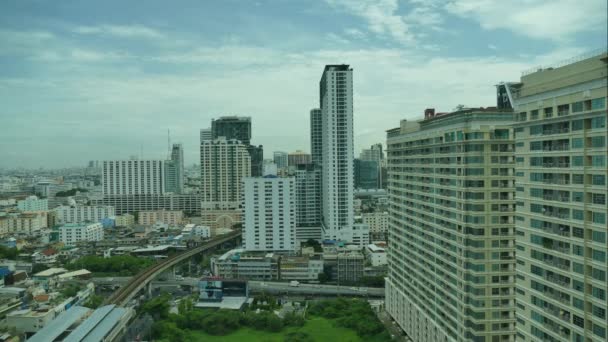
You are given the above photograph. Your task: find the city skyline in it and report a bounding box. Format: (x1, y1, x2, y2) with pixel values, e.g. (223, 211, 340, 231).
(1, 1, 606, 168)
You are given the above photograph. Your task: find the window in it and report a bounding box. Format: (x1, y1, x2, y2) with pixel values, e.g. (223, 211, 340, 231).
(591, 97, 606, 110)
(571, 119, 584, 131)
(592, 249, 606, 263)
(592, 155, 606, 168)
(572, 210, 584, 221)
(572, 101, 584, 113)
(573, 174, 584, 184)
(572, 192, 584, 202)
(592, 175, 606, 185)
(592, 230, 606, 243)
(592, 193, 606, 205)
(573, 244, 584, 256)
(593, 212, 606, 224)
(572, 156, 584, 167)
(591, 116, 606, 129)
(544, 107, 553, 118)
(591, 136, 605, 148)
(571, 137, 584, 148)
(531, 110, 539, 120)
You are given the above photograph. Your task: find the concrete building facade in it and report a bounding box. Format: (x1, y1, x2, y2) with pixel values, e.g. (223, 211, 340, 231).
(506, 51, 607, 342)
(54, 205, 115, 224)
(243, 176, 296, 251)
(386, 108, 517, 341)
(138, 210, 183, 226)
(102, 160, 165, 196)
(17, 196, 48, 212)
(319, 65, 355, 242)
(59, 223, 104, 246)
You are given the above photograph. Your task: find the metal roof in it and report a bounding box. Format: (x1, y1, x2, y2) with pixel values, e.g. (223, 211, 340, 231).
(27, 306, 91, 342)
(63, 305, 115, 342)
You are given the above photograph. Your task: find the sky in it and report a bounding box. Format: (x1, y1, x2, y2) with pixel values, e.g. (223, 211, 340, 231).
(0, 0, 606, 169)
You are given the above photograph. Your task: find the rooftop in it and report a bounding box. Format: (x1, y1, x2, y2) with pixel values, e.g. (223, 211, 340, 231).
(34, 267, 68, 277)
(28, 306, 91, 342)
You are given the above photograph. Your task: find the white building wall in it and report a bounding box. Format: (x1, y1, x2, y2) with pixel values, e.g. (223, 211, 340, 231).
(102, 160, 165, 195)
(59, 223, 104, 246)
(320, 65, 354, 242)
(54, 205, 115, 224)
(17, 196, 48, 212)
(243, 177, 296, 251)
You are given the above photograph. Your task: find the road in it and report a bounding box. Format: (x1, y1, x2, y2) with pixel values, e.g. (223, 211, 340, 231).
(91, 277, 384, 297)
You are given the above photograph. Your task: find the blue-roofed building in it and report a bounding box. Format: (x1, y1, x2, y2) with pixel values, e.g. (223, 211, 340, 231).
(64, 305, 133, 342)
(27, 306, 91, 342)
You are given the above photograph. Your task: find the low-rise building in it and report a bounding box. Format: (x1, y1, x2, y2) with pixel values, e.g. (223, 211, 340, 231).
(32, 248, 59, 265)
(361, 211, 388, 241)
(58, 222, 104, 246)
(54, 205, 115, 224)
(280, 255, 323, 281)
(138, 210, 183, 226)
(365, 243, 387, 267)
(182, 224, 211, 239)
(323, 250, 365, 283)
(17, 196, 48, 212)
(0, 212, 48, 237)
(114, 213, 135, 227)
(211, 249, 280, 281)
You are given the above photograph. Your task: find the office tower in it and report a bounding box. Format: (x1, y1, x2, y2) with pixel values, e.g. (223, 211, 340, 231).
(354, 158, 379, 189)
(247, 145, 264, 177)
(504, 51, 607, 342)
(101, 160, 165, 195)
(200, 137, 251, 209)
(273, 151, 288, 170)
(211, 116, 263, 176)
(242, 175, 296, 251)
(288, 150, 312, 167)
(200, 128, 212, 143)
(310, 108, 322, 166)
(361, 143, 384, 189)
(319, 65, 355, 241)
(212, 116, 252, 145)
(165, 143, 184, 194)
(386, 108, 516, 341)
(294, 164, 322, 241)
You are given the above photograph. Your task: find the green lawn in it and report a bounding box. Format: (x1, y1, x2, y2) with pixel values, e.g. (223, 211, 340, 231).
(188, 316, 365, 342)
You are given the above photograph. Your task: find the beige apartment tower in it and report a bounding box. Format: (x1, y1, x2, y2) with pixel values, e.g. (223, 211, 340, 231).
(504, 50, 607, 341)
(386, 108, 517, 341)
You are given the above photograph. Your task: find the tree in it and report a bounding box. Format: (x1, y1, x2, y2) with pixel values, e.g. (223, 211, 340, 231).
(140, 293, 171, 320)
(303, 239, 322, 252)
(31, 263, 49, 274)
(284, 332, 313, 342)
(84, 294, 104, 309)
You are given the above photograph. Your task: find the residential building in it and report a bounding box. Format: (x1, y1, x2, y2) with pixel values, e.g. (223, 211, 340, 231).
(273, 151, 288, 170)
(351, 223, 370, 247)
(293, 164, 322, 241)
(17, 196, 48, 212)
(322, 250, 364, 283)
(92, 193, 201, 216)
(0, 212, 48, 236)
(354, 159, 379, 189)
(182, 224, 211, 239)
(386, 107, 517, 341)
(211, 116, 263, 176)
(310, 108, 322, 166)
(58, 223, 104, 246)
(360, 143, 384, 188)
(114, 214, 135, 227)
(200, 128, 212, 143)
(319, 65, 355, 242)
(53, 205, 115, 224)
(362, 211, 389, 241)
(504, 50, 607, 342)
(288, 150, 312, 167)
(138, 210, 183, 226)
(243, 175, 296, 251)
(101, 160, 165, 195)
(200, 137, 251, 209)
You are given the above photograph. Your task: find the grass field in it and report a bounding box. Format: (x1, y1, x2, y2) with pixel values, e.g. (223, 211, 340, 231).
(188, 316, 370, 342)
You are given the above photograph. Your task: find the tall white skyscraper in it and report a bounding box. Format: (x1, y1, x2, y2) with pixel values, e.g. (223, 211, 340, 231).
(242, 175, 296, 251)
(102, 160, 165, 195)
(319, 65, 355, 241)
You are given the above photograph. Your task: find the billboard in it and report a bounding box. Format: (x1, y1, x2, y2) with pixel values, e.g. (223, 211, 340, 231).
(200, 280, 223, 301)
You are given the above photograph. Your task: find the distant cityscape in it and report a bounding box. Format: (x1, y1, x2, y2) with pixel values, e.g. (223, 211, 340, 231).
(0, 48, 606, 342)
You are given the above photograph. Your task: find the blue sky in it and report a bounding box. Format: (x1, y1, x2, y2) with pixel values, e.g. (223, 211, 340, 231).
(1, 0, 606, 168)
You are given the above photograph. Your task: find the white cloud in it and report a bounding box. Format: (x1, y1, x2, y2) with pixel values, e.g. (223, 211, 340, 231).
(72, 24, 164, 39)
(324, 0, 415, 43)
(344, 28, 366, 39)
(445, 0, 607, 40)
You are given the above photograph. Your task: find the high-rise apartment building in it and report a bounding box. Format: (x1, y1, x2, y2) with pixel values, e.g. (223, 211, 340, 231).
(288, 150, 312, 167)
(273, 151, 288, 170)
(211, 116, 263, 176)
(200, 137, 251, 209)
(294, 164, 322, 241)
(200, 128, 212, 143)
(319, 65, 354, 241)
(354, 159, 379, 189)
(504, 51, 607, 342)
(170, 143, 184, 194)
(242, 175, 296, 251)
(102, 160, 165, 195)
(386, 108, 517, 341)
(310, 108, 322, 166)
